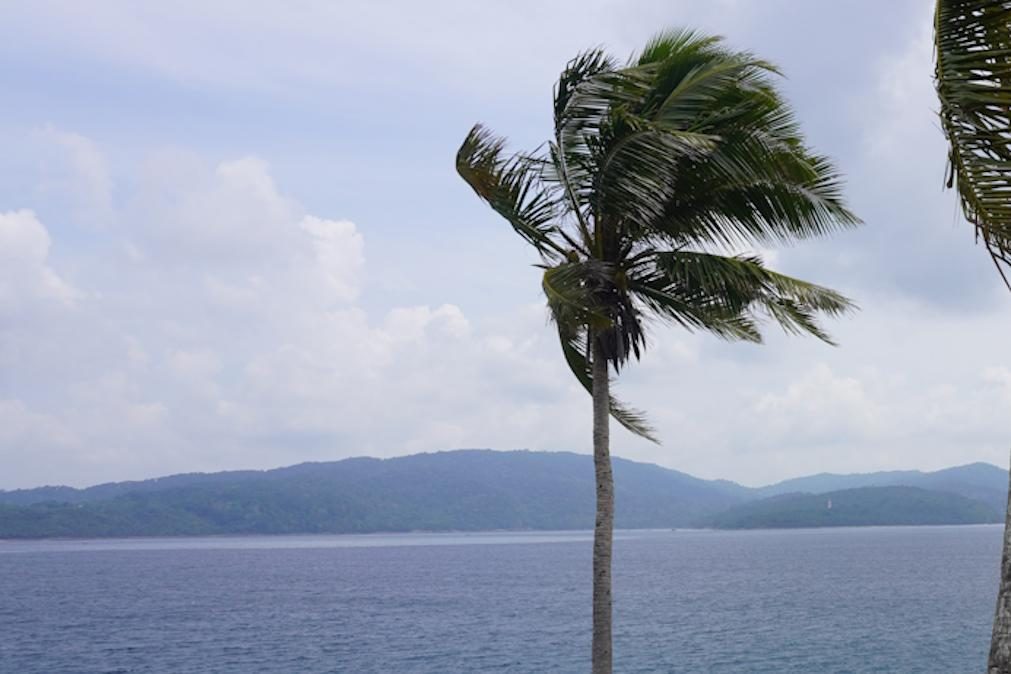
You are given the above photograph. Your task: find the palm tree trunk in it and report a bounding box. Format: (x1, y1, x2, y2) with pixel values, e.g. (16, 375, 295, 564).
(591, 339, 613, 674)
(989, 450, 1011, 673)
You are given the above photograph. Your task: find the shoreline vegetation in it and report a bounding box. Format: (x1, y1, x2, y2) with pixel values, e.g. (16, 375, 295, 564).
(0, 450, 1004, 539)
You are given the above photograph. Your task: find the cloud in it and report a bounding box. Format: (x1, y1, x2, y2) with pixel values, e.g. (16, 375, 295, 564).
(0, 209, 80, 311)
(755, 364, 882, 445)
(0, 138, 588, 487)
(0, 399, 77, 451)
(3, 2, 1011, 492)
(301, 216, 364, 303)
(130, 153, 299, 261)
(35, 126, 114, 221)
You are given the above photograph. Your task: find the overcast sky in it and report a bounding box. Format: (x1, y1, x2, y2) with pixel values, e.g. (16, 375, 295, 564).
(2, 0, 1010, 490)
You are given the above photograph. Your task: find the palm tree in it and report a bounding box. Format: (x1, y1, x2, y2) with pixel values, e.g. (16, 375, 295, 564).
(934, 2, 1011, 671)
(457, 30, 859, 674)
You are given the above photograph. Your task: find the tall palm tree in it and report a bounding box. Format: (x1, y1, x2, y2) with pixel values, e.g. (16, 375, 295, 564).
(457, 30, 859, 674)
(935, 2, 1011, 671)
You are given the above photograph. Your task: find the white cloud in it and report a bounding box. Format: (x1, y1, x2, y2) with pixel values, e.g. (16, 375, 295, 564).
(32, 126, 114, 226)
(0, 140, 588, 487)
(0, 209, 80, 310)
(0, 399, 77, 450)
(131, 153, 300, 262)
(4, 2, 1011, 492)
(755, 364, 881, 444)
(383, 304, 471, 342)
(301, 216, 364, 303)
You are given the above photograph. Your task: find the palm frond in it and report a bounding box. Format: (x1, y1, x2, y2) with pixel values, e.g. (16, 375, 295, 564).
(648, 138, 860, 248)
(635, 29, 725, 68)
(638, 251, 855, 344)
(555, 323, 658, 442)
(588, 34, 859, 249)
(935, 0, 1011, 286)
(628, 277, 764, 341)
(542, 260, 646, 368)
(541, 260, 614, 328)
(591, 122, 717, 231)
(551, 53, 657, 227)
(554, 49, 621, 133)
(456, 124, 568, 261)
(653, 55, 780, 131)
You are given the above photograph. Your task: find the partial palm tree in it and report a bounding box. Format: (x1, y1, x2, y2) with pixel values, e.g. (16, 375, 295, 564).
(457, 30, 859, 674)
(934, 2, 1011, 671)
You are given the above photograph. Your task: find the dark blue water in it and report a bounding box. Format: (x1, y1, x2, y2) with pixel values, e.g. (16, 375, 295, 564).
(0, 526, 1002, 673)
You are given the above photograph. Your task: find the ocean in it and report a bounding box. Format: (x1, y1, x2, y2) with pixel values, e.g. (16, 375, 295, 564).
(0, 526, 1002, 672)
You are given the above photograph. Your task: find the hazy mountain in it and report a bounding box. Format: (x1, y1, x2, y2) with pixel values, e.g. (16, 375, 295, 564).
(0, 450, 753, 538)
(758, 463, 1008, 512)
(0, 451, 1004, 539)
(0, 469, 266, 506)
(711, 486, 1002, 529)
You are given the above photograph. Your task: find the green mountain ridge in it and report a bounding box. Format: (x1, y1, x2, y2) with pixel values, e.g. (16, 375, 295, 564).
(712, 486, 1003, 529)
(0, 450, 1005, 538)
(756, 462, 1008, 512)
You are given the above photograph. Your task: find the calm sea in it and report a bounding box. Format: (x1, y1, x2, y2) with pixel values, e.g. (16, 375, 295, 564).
(0, 526, 1002, 673)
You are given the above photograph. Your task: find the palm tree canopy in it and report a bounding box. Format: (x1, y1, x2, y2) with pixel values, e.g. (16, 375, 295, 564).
(457, 30, 860, 441)
(935, 0, 1011, 286)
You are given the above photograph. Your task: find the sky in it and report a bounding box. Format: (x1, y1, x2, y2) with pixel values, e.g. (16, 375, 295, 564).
(2, 0, 1011, 490)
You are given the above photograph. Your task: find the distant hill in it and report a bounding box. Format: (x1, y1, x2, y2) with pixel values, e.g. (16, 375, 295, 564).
(0, 469, 266, 507)
(0, 451, 1005, 539)
(759, 463, 1008, 512)
(711, 486, 1003, 529)
(0, 451, 752, 538)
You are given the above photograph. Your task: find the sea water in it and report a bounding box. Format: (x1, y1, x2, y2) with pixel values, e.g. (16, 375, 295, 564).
(0, 526, 1001, 672)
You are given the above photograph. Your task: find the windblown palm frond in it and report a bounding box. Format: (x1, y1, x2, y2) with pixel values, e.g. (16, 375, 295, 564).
(632, 251, 851, 344)
(935, 0, 1011, 286)
(457, 29, 859, 442)
(456, 125, 568, 262)
(555, 321, 658, 442)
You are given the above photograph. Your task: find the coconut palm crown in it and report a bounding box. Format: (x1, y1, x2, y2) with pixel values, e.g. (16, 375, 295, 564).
(935, 0, 1011, 287)
(457, 30, 861, 439)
